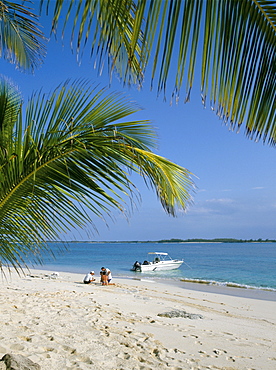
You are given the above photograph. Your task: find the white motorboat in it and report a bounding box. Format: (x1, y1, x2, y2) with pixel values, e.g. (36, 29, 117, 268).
(131, 252, 183, 272)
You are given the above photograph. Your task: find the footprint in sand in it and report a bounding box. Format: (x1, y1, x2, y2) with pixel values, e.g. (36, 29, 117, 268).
(213, 348, 227, 356)
(198, 350, 211, 358)
(74, 353, 93, 364)
(19, 336, 32, 342)
(226, 356, 236, 362)
(62, 344, 77, 354)
(117, 352, 131, 360)
(195, 340, 203, 345)
(44, 347, 57, 353)
(10, 343, 25, 351)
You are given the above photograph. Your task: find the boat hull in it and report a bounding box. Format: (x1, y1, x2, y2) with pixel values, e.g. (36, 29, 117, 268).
(132, 260, 183, 272)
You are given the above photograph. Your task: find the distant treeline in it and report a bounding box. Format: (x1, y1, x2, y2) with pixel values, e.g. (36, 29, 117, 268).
(54, 238, 276, 243)
(156, 238, 276, 243)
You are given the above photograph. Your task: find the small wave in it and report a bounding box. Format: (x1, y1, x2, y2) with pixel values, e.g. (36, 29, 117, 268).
(180, 278, 276, 292)
(116, 273, 276, 292)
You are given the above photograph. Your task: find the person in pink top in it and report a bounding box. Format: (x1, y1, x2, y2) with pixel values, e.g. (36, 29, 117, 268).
(100, 267, 112, 285)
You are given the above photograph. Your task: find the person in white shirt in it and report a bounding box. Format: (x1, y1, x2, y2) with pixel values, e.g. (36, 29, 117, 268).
(83, 271, 95, 284)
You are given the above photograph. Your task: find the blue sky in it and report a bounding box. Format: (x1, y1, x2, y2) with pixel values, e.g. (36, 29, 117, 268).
(1, 6, 275, 241)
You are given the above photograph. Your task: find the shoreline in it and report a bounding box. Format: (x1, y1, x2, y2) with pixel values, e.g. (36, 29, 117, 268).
(122, 277, 276, 302)
(157, 277, 276, 302)
(32, 265, 276, 301)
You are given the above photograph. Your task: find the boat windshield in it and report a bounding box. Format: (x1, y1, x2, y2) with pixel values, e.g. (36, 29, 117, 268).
(148, 252, 168, 256)
(147, 252, 173, 262)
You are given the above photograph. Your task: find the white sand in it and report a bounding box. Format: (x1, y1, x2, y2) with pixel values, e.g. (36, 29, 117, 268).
(0, 268, 275, 370)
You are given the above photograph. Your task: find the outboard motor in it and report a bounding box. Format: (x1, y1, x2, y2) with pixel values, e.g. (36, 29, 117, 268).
(133, 261, 141, 271)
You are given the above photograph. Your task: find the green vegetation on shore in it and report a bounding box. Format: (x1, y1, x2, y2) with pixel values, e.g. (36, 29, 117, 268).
(156, 238, 276, 243)
(61, 238, 276, 244)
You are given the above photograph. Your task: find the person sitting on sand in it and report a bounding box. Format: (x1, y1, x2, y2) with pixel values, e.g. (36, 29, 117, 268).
(83, 271, 95, 284)
(100, 267, 112, 285)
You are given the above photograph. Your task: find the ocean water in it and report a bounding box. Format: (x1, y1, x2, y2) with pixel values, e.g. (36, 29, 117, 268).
(34, 242, 276, 291)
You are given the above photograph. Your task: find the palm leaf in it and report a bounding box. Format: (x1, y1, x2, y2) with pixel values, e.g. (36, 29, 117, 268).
(40, 0, 276, 145)
(0, 77, 195, 270)
(0, 0, 46, 71)
(0, 75, 21, 148)
(40, 0, 144, 86)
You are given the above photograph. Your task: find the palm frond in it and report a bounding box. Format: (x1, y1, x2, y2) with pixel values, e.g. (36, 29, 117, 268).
(0, 75, 21, 149)
(144, 0, 276, 144)
(0, 77, 195, 270)
(0, 0, 46, 71)
(40, 0, 276, 145)
(200, 0, 276, 145)
(40, 0, 144, 86)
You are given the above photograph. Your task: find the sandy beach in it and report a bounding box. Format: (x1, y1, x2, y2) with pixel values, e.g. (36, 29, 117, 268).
(0, 269, 275, 369)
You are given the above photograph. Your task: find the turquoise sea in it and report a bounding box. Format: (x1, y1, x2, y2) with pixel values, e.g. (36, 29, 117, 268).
(35, 242, 276, 292)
